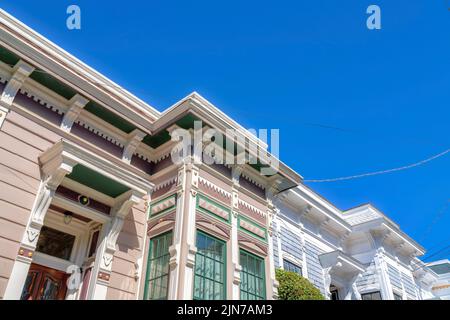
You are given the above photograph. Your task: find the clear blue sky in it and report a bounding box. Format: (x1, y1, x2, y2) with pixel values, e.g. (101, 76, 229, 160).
(2, 1, 449, 260)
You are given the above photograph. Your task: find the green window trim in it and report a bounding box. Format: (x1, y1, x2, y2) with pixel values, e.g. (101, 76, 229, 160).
(240, 249, 266, 300)
(237, 215, 267, 242)
(144, 231, 172, 300)
(193, 230, 227, 300)
(148, 194, 177, 218)
(196, 194, 231, 224)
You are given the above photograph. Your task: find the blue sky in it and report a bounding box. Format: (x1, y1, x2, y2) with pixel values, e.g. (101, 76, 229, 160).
(2, 1, 449, 260)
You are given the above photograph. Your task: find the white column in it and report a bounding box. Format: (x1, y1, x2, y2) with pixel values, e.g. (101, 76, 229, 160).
(168, 160, 199, 300)
(167, 165, 186, 299)
(229, 187, 241, 299)
(374, 248, 394, 300)
(3, 163, 73, 299)
(266, 191, 279, 300)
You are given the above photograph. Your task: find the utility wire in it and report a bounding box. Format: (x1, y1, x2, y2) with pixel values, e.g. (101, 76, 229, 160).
(419, 200, 450, 243)
(304, 148, 450, 183)
(411, 243, 450, 272)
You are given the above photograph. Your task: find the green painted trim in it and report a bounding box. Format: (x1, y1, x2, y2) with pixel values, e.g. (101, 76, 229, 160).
(142, 130, 171, 148)
(144, 231, 173, 300)
(237, 215, 268, 243)
(149, 194, 177, 218)
(66, 164, 130, 198)
(193, 230, 227, 300)
(29, 70, 77, 100)
(142, 113, 201, 149)
(239, 249, 266, 300)
(84, 101, 136, 134)
(196, 193, 231, 224)
(0, 45, 20, 66)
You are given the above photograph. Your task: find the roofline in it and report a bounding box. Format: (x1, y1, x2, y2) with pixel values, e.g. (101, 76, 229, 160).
(426, 259, 450, 267)
(285, 185, 352, 232)
(154, 92, 302, 186)
(345, 204, 426, 254)
(0, 9, 160, 129)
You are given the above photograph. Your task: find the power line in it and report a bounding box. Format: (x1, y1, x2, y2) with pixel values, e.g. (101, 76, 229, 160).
(412, 242, 450, 272)
(419, 200, 450, 243)
(304, 148, 450, 183)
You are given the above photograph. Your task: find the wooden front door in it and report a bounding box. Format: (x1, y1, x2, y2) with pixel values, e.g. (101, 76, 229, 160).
(21, 263, 68, 300)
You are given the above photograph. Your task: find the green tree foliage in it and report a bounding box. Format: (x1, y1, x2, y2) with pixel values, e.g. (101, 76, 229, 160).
(275, 269, 325, 300)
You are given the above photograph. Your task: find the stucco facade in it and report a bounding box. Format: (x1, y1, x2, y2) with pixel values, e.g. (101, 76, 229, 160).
(0, 9, 446, 300)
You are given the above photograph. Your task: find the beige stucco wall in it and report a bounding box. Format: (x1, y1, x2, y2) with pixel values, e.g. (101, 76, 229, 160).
(106, 204, 147, 299)
(0, 109, 147, 300)
(0, 110, 61, 298)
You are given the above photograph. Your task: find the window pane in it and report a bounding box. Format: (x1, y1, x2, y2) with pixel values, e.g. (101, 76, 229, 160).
(283, 259, 302, 276)
(240, 250, 266, 300)
(361, 291, 382, 300)
(36, 226, 75, 260)
(193, 231, 226, 300)
(145, 232, 172, 300)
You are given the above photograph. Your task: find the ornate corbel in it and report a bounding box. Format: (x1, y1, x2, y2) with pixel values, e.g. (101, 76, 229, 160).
(299, 204, 312, 218)
(101, 191, 142, 270)
(319, 217, 331, 229)
(233, 263, 242, 285)
(122, 129, 146, 163)
(318, 217, 331, 238)
(60, 94, 89, 132)
(22, 161, 74, 249)
(32, 163, 74, 226)
(323, 266, 333, 299)
(1, 60, 35, 106)
(0, 60, 35, 128)
(352, 274, 363, 300)
(186, 245, 198, 268)
(168, 243, 180, 271)
(339, 231, 351, 249)
(231, 164, 244, 185)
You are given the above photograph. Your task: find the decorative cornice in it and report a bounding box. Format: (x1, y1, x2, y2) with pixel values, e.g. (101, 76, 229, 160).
(238, 199, 266, 218)
(153, 176, 178, 192)
(40, 139, 153, 197)
(18, 85, 64, 115)
(0, 8, 160, 129)
(198, 176, 231, 199)
(241, 170, 266, 190)
(75, 118, 125, 148)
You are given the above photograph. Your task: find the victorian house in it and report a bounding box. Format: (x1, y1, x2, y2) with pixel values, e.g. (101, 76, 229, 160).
(0, 9, 446, 300)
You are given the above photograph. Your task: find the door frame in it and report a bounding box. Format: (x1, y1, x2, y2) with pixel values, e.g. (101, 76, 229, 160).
(28, 208, 98, 299)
